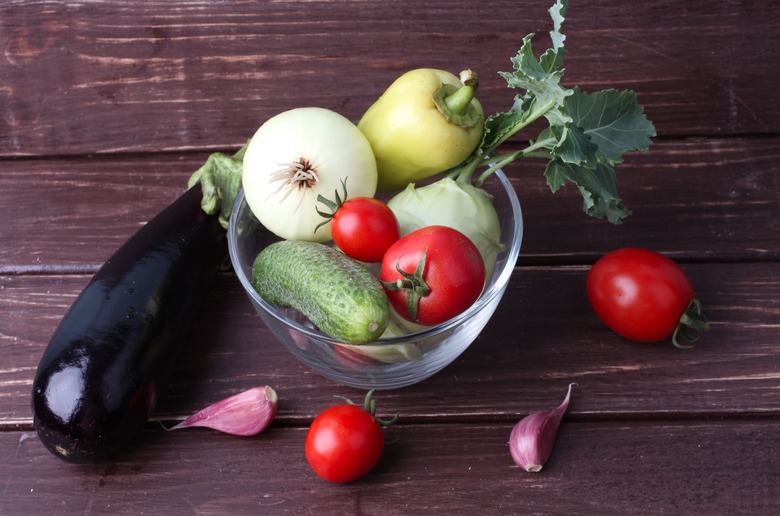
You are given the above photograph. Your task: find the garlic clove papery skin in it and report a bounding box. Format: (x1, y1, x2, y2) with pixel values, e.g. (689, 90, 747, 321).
(171, 385, 278, 437)
(509, 383, 574, 472)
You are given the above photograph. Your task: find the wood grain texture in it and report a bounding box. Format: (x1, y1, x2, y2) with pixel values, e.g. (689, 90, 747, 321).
(3, 262, 778, 426)
(3, 137, 779, 272)
(1, 1, 778, 513)
(1, 0, 779, 157)
(2, 420, 778, 515)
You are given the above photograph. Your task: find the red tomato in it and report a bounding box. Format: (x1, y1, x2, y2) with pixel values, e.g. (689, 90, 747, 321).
(380, 225, 485, 326)
(330, 197, 400, 263)
(305, 392, 392, 483)
(332, 344, 380, 369)
(586, 247, 709, 347)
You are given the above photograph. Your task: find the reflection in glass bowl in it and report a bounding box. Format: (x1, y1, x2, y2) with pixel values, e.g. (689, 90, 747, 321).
(227, 171, 523, 390)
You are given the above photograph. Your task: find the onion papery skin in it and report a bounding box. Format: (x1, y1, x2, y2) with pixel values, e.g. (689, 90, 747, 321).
(242, 107, 378, 241)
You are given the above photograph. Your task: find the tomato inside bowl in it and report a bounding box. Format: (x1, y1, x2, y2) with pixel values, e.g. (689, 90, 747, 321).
(227, 170, 523, 389)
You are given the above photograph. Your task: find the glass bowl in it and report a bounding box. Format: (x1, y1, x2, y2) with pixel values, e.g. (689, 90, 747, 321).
(228, 170, 523, 389)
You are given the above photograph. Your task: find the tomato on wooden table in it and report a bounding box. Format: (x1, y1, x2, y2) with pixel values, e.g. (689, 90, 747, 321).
(305, 391, 397, 483)
(380, 225, 485, 326)
(586, 247, 709, 348)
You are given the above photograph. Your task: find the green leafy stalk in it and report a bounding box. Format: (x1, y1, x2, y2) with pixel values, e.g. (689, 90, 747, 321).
(449, 0, 656, 224)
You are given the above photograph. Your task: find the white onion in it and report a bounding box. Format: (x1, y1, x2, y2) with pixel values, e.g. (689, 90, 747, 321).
(242, 107, 378, 241)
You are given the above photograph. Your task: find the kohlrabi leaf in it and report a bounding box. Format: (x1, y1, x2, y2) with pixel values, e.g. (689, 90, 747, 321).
(540, 0, 568, 72)
(471, 0, 572, 158)
(545, 124, 599, 168)
(499, 35, 572, 119)
(564, 87, 656, 164)
(478, 97, 533, 156)
(544, 159, 632, 224)
(450, 0, 654, 226)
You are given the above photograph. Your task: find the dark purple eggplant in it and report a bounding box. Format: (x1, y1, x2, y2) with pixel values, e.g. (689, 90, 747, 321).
(31, 184, 227, 463)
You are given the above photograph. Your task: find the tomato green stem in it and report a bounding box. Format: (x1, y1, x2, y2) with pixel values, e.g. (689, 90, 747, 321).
(672, 299, 710, 349)
(381, 250, 430, 323)
(314, 178, 349, 233)
(337, 390, 399, 428)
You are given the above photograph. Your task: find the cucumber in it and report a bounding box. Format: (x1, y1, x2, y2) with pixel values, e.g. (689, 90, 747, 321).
(251, 240, 390, 344)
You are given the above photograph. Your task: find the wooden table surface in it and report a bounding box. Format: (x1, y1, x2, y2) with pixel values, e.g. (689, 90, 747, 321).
(2, 1, 778, 514)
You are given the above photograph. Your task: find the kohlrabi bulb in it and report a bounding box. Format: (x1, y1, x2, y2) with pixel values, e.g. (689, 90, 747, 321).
(387, 178, 503, 278)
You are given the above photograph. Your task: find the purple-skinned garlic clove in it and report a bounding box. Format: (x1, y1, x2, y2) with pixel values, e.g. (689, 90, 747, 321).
(509, 383, 575, 472)
(170, 385, 278, 436)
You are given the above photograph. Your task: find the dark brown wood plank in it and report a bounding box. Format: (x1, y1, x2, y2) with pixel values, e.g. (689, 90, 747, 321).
(2, 420, 778, 514)
(1, 154, 195, 273)
(2, 0, 776, 511)
(2, 1, 778, 157)
(3, 137, 779, 272)
(513, 136, 780, 264)
(3, 262, 778, 425)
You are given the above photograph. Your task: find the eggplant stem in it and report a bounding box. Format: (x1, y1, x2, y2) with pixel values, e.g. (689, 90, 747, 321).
(187, 142, 247, 229)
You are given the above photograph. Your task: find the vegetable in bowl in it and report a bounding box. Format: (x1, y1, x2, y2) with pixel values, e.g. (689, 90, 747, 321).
(251, 240, 390, 344)
(358, 68, 484, 192)
(232, 0, 657, 379)
(380, 225, 487, 326)
(30, 0, 659, 462)
(228, 169, 523, 389)
(387, 178, 503, 279)
(362, 0, 655, 277)
(242, 107, 378, 242)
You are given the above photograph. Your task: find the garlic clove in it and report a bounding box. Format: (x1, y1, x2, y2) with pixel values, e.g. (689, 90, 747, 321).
(509, 383, 574, 472)
(170, 385, 277, 436)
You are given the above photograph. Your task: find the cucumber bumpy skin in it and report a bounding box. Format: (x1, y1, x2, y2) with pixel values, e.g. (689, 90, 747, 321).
(251, 240, 390, 344)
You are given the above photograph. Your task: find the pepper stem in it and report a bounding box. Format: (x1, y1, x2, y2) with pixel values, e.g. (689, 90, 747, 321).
(434, 70, 482, 129)
(444, 70, 479, 115)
